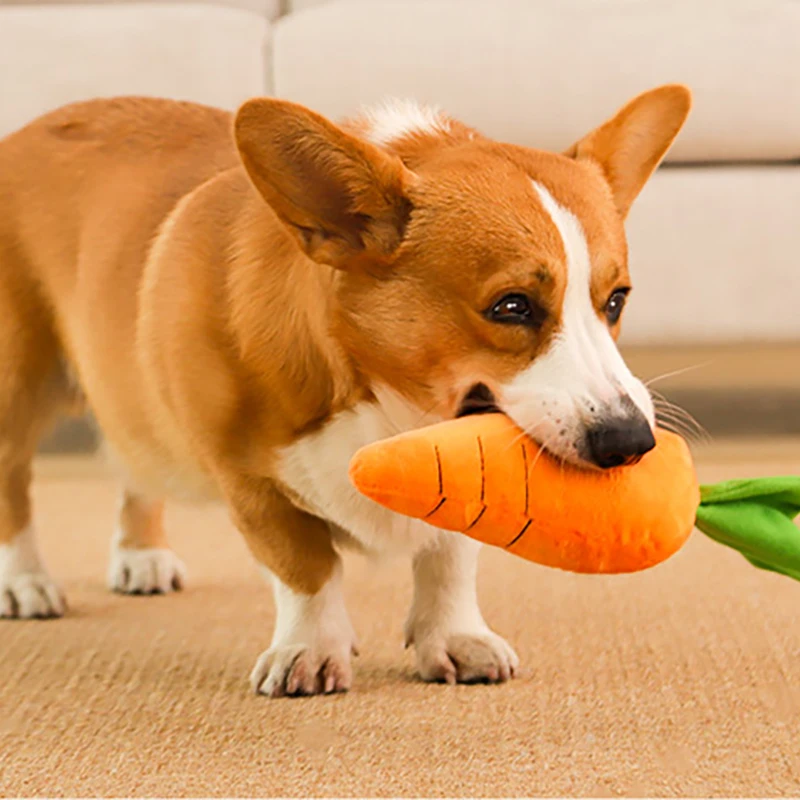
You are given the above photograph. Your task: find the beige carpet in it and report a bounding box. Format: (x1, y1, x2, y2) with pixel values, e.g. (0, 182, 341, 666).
(2, 442, 800, 797)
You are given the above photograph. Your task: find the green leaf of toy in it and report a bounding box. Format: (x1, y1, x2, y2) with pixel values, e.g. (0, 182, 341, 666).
(695, 477, 800, 582)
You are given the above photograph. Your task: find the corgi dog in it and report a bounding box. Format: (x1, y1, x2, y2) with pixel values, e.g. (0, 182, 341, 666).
(0, 85, 690, 696)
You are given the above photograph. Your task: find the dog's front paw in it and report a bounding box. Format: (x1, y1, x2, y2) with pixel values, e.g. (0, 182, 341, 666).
(411, 627, 519, 685)
(0, 571, 66, 619)
(250, 641, 355, 698)
(108, 547, 186, 594)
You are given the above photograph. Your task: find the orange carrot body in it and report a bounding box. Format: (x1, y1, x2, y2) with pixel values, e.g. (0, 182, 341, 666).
(349, 414, 699, 574)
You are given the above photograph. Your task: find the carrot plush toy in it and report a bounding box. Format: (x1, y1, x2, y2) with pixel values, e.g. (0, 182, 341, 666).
(348, 413, 800, 580)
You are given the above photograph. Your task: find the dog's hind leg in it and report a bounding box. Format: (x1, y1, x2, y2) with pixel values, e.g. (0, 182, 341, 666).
(107, 488, 186, 595)
(0, 253, 68, 619)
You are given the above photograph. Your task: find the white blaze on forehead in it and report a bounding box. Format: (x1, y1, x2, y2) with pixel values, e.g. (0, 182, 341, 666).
(499, 181, 653, 457)
(362, 99, 451, 147)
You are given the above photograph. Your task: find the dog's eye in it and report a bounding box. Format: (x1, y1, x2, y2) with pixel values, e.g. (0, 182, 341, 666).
(605, 289, 630, 325)
(486, 293, 543, 326)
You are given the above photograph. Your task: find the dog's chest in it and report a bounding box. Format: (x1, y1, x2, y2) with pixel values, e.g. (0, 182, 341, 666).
(275, 399, 438, 554)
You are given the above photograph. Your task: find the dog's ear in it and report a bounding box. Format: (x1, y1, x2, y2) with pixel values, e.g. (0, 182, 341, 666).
(565, 85, 691, 219)
(235, 98, 416, 269)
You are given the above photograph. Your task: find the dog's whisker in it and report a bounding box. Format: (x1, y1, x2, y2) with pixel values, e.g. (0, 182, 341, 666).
(652, 403, 706, 431)
(409, 399, 442, 432)
(655, 413, 711, 444)
(651, 393, 693, 413)
(503, 420, 548, 455)
(650, 391, 697, 413)
(651, 393, 709, 438)
(644, 360, 713, 388)
(524, 432, 562, 478)
(657, 414, 708, 439)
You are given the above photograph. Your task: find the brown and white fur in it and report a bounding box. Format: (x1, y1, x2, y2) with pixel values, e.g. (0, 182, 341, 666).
(0, 85, 691, 696)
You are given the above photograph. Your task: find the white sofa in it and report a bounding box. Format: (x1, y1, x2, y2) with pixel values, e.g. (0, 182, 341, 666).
(0, 0, 798, 348)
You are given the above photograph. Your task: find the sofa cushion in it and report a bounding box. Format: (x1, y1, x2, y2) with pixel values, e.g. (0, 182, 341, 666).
(0, 0, 281, 20)
(624, 165, 800, 344)
(274, 0, 800, 162)
(284, 0, 330, 10)
(0, 3, 270, 137)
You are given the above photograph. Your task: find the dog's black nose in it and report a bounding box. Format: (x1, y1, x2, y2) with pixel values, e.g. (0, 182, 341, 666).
(586, 416, 656, 469)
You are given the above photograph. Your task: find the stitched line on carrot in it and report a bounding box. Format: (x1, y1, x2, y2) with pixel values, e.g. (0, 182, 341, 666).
(466, 505, 487, 531)
(477, 436, 485, 503)
(425, 497, 447, 518)
(506, 519, 532, 549)
(521, 443, 529, 515)
(434, 445, 443, 495)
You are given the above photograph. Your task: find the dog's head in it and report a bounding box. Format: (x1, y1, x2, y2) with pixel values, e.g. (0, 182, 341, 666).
(235, 86, 691, 468)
